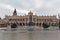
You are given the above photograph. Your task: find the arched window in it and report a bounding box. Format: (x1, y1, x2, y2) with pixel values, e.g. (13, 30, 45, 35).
(36, 23, 38, 26)
(39, 23, 41, 26)
(20, 23, 22, 26)
(23, 23, 25, 26)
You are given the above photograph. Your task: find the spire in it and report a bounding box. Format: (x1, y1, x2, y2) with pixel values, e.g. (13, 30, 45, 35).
(13, 9, 17, 16)
(29, 10, 32, 13)
(28, 10, 33, 15)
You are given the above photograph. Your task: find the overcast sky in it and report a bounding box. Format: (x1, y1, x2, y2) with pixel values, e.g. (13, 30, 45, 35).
(0, 0, 60, 18)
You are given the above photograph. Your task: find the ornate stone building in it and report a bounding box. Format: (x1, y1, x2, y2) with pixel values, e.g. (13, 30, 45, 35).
(0, 9, 58, 27)
(0, 19, 7, 27)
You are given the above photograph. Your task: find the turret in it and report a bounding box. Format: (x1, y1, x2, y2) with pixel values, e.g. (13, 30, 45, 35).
(13, 9, 17, 16)
(28, 11, 33, 16)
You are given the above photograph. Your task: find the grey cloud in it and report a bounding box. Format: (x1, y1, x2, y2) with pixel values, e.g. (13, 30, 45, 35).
(0, 0, 60, 18)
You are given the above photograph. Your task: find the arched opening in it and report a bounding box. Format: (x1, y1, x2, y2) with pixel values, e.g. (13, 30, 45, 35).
(39, 23, 41, 26)
(49, 22, 51, 26)
(26, 23, 28, 26)
(51, 23, 54, 26)
(33, 23, 35, 26)
(11, 23, 17, 28)
(17, 22, 18, 24)
(20, 23, 22, 26)
(36, 23, 38, 26)
(23, 23, 25, 26)
(7, 22, 10, 25)
(42, 22, 50, 29)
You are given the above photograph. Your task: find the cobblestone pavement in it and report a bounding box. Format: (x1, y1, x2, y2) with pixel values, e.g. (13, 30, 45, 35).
(0, 26, 60, 40)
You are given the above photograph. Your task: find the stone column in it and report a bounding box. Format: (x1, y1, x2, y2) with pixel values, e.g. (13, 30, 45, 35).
(22, 23, 23, 26)
(7, 22, 11, 30)
(35, 23, 36, 26)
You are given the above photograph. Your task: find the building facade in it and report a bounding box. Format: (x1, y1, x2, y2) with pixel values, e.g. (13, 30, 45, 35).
(0, 20, 7, 27)
(1, 9, 57, 27)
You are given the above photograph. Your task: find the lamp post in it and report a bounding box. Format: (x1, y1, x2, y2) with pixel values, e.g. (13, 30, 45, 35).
(58, 13, 60, 29)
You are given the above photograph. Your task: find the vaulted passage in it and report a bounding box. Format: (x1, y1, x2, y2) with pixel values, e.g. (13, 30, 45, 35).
(11, 23, 17, 28)
(20, 23, 22, 26)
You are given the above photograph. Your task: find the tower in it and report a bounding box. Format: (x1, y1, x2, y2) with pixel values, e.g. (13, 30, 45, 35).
(28, 11, 33, 15)
(28, 11, 33, 22)
(28, 11, 34, 26)
(13, 9, 17, 16)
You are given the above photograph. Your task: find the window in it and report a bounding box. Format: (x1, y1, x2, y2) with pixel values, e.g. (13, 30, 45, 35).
(23, 19, 25, 21)
(33, 18, 35, 21)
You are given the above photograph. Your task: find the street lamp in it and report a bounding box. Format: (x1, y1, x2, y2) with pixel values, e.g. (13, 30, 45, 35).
(58, 13, 60, 28)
